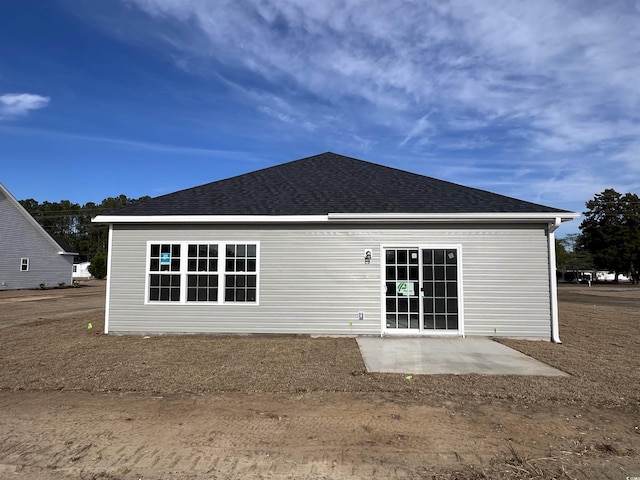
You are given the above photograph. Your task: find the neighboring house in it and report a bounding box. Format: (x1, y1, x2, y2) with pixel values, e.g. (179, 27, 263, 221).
(0, 183, 77, 290)
(94, 152, 578, 341)
(72, 261, 92, 279)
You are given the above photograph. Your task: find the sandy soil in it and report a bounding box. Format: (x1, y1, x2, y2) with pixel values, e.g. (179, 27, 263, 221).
(0, 283, 638, 479)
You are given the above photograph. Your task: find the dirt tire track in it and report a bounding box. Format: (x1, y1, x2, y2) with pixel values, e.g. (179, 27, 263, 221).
(1, 391, 638, 479)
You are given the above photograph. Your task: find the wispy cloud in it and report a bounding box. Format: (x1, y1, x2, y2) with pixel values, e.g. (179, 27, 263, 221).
(258, 106, 317, 132)
(71, 0, 640, 226)
(0, 93, 50, 119)
(109, 1, 639, 152)
(0, 124, 247, 158)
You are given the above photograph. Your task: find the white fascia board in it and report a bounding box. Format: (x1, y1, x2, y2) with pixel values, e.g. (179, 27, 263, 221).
(327, 212, 581, 223)
(93, 215, 331, 224)
(93, 211, 580, 224)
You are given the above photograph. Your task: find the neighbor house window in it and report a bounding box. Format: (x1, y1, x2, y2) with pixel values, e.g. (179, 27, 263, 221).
(20, 258, 29, 272)
(147, 241, 259, 304)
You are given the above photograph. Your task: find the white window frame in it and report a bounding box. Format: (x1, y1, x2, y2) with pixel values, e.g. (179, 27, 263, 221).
(147, 242, 183, 303)
(186, 243, 221, 303)
(20, 258, 29, 272)
(145, 241, 260, 305)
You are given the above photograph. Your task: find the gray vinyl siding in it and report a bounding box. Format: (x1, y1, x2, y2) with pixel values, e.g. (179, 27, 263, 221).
(106, 223, 552, 339)
(0, 190, 74, 290)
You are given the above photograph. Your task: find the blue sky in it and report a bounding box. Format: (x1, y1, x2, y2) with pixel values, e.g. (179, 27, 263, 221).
(2, 1, 639, 237)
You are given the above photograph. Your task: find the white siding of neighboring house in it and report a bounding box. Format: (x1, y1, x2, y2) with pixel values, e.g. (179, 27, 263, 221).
(105, 222, 553, 339)
(0, 187, 75, 290)
(72, 262, 93, 279)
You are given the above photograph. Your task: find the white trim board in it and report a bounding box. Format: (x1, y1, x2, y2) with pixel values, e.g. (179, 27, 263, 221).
(93, 212, 579, 224)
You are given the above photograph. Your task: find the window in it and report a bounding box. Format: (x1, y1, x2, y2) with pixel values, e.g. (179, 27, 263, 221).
(20, 258, 29, 272)
(224, 243, 257, 302)
(187, 244, 218, 302)
(148, 244, 181, 302)
(147, 241, 259, 304)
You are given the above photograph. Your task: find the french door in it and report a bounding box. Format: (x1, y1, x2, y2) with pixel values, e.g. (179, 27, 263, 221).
(384, 247, 461, 334)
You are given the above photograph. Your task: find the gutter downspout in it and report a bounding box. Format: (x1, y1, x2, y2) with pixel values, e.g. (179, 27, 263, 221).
(548, 217, 562, 343)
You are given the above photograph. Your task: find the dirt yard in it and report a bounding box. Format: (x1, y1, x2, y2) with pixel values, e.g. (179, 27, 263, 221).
(0, 282, 638, 479)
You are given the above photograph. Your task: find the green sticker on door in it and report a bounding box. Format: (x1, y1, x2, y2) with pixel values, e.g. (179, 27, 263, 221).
(396, 281, 414, 296)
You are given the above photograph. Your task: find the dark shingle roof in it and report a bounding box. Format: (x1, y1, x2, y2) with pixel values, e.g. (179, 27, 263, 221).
(52, 236, 78, 255)
(106, 152, 570, 216)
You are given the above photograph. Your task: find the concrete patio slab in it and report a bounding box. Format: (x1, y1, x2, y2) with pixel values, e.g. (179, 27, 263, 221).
(356, 337, 569, 376)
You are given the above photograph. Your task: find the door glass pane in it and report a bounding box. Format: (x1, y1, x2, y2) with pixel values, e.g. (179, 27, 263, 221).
(398, 298, 408, 312)
(424, 282, 433, 297)
(386, 266, 396, 280)
(424, 298, 434, 313)
(447, 298, 458, 313)
(423, 266, 433, 281)
(409, 297, 419, 312)
(446, 266, 457, 280)
(386, 298, 396, 312)
(409, 266, 419, 279)
(424, 314, 435, 329)
(397, 266, 408, 280)
(386, 250, 395, 264)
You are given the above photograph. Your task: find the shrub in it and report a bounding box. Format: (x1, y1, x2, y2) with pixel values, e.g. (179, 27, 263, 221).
(88, 252, 108, 279)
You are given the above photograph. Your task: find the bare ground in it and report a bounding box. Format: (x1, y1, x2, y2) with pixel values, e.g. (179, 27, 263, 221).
(0, 282, 638, 479)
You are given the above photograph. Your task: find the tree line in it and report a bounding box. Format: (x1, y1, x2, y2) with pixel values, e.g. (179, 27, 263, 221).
(557, 188, 640, 284)
(19, 188, 639, 283)
(19, 194, 150, 277)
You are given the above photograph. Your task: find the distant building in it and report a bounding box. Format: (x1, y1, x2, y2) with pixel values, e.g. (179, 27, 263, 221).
(0, 183, 77, 290)
(72, 261, 92, 279)
(595, 271, 630, 282)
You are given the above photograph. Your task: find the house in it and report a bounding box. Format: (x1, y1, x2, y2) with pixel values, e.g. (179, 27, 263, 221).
(72, 261, 92, 279)
(0, 183, 77, 290)
(93, 152, 578, 341)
